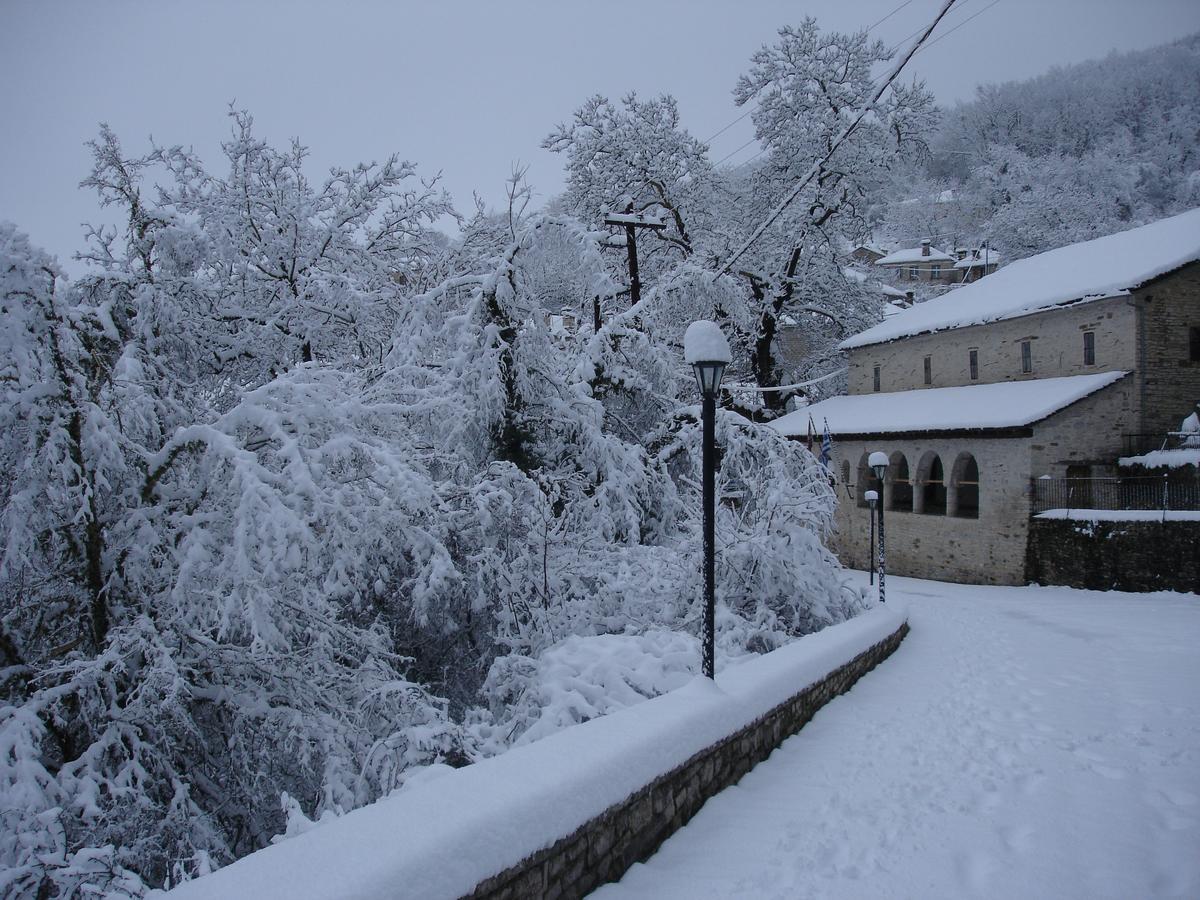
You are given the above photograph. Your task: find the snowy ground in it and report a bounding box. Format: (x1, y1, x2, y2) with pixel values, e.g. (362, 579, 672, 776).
(596, 575, 1200, 900)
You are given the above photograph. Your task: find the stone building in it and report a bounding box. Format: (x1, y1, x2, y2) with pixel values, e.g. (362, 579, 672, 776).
(771, 208, 1200, 585)
(874, 240, 957, 284)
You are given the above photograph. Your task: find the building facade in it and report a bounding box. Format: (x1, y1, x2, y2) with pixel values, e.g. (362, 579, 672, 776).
(772, 209, 1200, 585)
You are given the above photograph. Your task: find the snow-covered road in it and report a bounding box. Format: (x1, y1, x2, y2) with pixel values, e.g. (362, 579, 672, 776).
(596, 576, 1200, 899)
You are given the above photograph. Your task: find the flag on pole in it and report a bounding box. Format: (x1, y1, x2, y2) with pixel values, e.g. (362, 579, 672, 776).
(819, 419, 833, 469)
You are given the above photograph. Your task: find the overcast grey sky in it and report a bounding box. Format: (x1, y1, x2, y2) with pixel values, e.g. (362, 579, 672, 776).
(3, 0, 1198, 270)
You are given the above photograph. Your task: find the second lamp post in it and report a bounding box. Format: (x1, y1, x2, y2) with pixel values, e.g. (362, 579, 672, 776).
(869, 451, 889, 603)
(684, 321, 731, 680)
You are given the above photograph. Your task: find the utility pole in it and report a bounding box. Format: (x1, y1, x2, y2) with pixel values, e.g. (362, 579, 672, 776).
(604, 209, 665, 308)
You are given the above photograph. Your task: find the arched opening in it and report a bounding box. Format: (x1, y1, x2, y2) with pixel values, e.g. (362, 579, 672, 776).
(914, 452, 946, 515)
(950, 452, 980, 519)
(887, 452, 912, 512)
(855, 452, 873, 508)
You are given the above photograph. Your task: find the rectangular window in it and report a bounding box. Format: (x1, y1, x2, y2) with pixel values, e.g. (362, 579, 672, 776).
(969, 349, 978, 381)
(1190, 326, 1200, 362)
(908, 267, 918, 280)
(930, 264, 941, 279)
(873, 365, 881, 392)
(1021, 340, 1032, 374)
(1083, 331, 1095, 366)
(923, 355, 932, 385)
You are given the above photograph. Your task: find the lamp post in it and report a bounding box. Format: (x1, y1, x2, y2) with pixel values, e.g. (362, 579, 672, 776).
(864, 489, 878, 586)
(869, 451, 889, 603)
(684, 321, 731, 680)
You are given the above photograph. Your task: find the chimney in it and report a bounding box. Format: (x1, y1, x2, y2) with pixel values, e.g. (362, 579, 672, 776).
(921, 240, 931, 257)
(904, 290, 915, 305)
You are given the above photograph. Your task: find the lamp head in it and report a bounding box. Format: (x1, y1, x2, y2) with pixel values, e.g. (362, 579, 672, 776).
(684, 321, 732, 399)
(868, 450, 889, 480)
(864, 489, 878, 508)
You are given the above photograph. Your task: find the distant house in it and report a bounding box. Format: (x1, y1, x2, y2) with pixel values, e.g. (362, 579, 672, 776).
(771, 208, 1200, 585)
(850, 244, 886, 266)
(953, 246, 1001, 282)
(874, 240, 957, 284)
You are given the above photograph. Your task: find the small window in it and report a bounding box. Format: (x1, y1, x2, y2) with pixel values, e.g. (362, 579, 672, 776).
(1020, 340, 1032, 374)
(908, 267, 919, 280)
(931, 264, 941, 279)
(1190, 326, 1200, 362)
(969, 348, 979, 381)
(1083, 331, 1095, 366)
(923, 355, 932, 385)
(873, 365, 881, 392)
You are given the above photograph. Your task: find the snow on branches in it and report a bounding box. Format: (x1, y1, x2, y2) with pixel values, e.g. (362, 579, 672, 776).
(1, 95, 864, 895)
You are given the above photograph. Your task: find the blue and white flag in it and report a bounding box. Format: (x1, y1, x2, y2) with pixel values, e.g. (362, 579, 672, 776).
(819, 419, 833, 469)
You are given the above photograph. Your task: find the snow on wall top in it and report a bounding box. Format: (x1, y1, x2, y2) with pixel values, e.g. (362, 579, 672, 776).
(157, 605, 905, 900)
(1118, 448, 1200, 469)
(843, 207, 1200, 350)
(875, 246, 954, 265)
(770, 371, 1127, 437)
(683, 320, 731, 364)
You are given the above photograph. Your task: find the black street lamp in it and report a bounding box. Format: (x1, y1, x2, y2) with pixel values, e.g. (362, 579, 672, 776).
(869, 451, 889, 604)
(684, 321, 731, 680)
(865, 489, 878, 586)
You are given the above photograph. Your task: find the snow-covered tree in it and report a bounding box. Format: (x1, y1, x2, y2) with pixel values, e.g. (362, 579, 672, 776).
(723, 18, 938, 414)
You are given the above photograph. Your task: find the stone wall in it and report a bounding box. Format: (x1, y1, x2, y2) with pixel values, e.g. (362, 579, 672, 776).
(830, 435, 1031, 585)
(1135, 260, 1200, 437)
(1030, 376, 1140, 475)
(467, 623, 909, 900)
(847, 294, 1137, 394)
(1027, 518, 1200, 593)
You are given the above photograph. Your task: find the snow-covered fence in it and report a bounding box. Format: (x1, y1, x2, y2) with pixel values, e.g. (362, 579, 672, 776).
(159, 605, 907, 900)
(1030, 476, 1200, 516)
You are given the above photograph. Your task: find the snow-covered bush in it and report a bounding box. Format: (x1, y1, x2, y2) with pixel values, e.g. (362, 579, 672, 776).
(0, 102, 864, 896)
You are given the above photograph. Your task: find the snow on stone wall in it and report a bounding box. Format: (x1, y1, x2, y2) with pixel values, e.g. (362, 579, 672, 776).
(159, 604, 907, 900)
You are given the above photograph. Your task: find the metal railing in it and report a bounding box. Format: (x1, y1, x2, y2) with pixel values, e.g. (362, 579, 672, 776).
(1121, 431, 1200, 457)
(1031, 476, 1200, 516)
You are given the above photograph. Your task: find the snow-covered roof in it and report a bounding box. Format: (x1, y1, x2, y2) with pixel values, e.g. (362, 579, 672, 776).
(843, 207, 1200, 350)
(879, 284, 908, 298)
(875, 246, 954, 266)
(769, 371, 1127, 437)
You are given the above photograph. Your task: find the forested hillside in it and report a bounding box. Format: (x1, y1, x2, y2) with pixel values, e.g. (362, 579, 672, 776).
(878, 33, 1200, 260)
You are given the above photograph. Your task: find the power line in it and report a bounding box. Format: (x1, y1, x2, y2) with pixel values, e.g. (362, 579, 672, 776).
(913, 0, 1000, 52)
(867, 0, 916, 32)
(702, 109, 754, 146)
(716, 0, 1001, 171)
(716, 0, 960, 276)
(713, 136, 760, 168)
(702, 0, 921, 152)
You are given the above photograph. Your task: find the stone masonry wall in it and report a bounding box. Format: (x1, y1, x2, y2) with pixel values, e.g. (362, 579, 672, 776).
(1135, 260, 1200, 436)
(1027, 518, 1200, 593)
(847, 294, 1136, 395)
(466, 623, 909, 900)
(830, 436, 1031, 585)
(1030, 376, 1140, 475)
